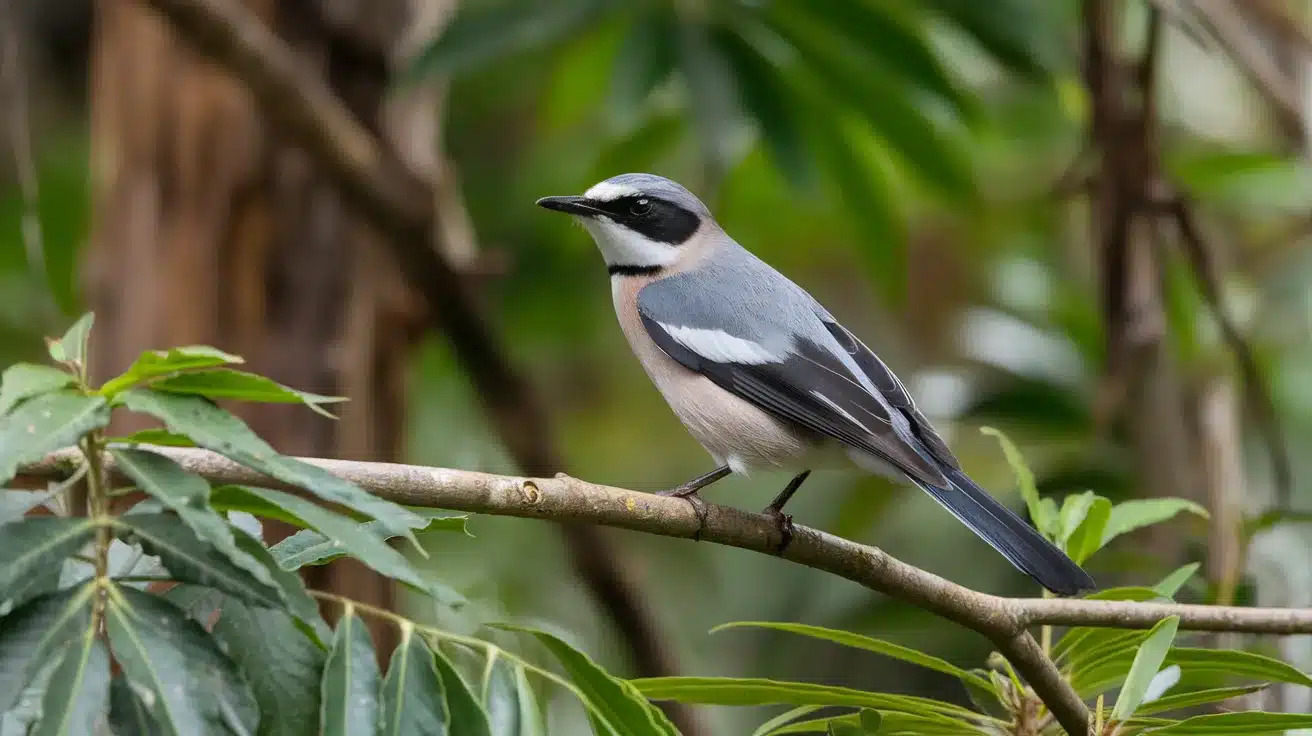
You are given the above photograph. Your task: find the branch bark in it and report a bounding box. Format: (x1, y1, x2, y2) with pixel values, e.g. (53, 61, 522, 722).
(22, 447, 1312, 733)
(134, 0, 693, 721)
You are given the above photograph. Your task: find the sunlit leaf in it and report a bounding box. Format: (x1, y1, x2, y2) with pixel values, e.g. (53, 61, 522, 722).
(30, 630, 109, 736)
(1111, 616, 1179, 720)
(106, 585, 258, 735)
(1065, 496, 1112, 564)
(0, 517, 99, 605)
(380, 624, 448, 736)
(1133, 684, 1267, 716)
(978, 427, 1047, 535)
(503, 626, 677, 735)
(0, 364, 73, 416)
(711, 621, 989, 689)
(631, 677, 979, 719)
(212, 599, 326, 736)
(98, 345, 243, 397)
(1153, 563, 1200, 599)
(753, 706, 823, 736)
(120, 390, 424, 541)
(0, 393, 110, 487)
(1142, 711, 1312, 734)
(46, 314, 93, 368)
(149, 369, 346, 418)
(321, 609, 379, 735)
(1102, 499, 1209, 547)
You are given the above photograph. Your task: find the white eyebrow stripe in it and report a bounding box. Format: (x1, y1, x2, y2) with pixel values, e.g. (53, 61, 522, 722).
(811, 390, 873, 434)
(585, 182, 641, 201)
(659, 323, 784, 365)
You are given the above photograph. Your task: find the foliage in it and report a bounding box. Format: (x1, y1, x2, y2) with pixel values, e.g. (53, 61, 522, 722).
(0, 315, 678, 735)
(632, 430, 1310, 735)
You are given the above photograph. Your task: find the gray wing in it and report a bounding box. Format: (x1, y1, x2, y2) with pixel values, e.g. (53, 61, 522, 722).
(637, 264, 950, 487)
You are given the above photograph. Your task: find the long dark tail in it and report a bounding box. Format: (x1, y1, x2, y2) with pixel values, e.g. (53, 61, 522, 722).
(916, 468, 1095, 596)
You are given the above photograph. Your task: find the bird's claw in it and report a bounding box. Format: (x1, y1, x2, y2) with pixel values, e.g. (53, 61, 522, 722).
(658, 487, 709, 540)
(762, 506, 794, 554)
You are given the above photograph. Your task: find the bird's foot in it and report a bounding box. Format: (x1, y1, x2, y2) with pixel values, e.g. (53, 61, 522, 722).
(761, 505, 795, 554)
(658, 487, 709, 541)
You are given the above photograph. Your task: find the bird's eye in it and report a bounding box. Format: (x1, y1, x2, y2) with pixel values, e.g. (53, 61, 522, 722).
(630, 198, 652, 216)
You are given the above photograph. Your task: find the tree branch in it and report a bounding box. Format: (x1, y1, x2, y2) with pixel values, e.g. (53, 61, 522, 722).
(135, 0, 691, 716)
(21, 447, 1312, 733)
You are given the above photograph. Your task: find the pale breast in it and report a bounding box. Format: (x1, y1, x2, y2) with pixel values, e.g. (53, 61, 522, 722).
(611, 275, 814, 474)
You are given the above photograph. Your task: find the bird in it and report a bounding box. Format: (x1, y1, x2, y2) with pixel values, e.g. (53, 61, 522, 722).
(536, 173, 1095, 596)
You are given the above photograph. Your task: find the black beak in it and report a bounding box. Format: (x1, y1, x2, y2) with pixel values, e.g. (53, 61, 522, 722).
(536, 195, 603, 217)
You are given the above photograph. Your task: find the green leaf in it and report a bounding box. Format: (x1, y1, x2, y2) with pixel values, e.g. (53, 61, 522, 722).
(46, 314, 93, 368)
(98, 345, 243, 397)
(482, 652, 530, 736)
(978, 427, 1047, 535)
(503, 626, 678, 735)
(607, 11, 677, 124)
(1154, 563, 1200, 599)
(30, 630, 109, 736)
(109, 447, 280, 591)
(1143, 712, 1312, 734)
(113, 512, 285, 608)
(0, 489, 59, 526)
(406, 0, 609, 82)
(0, 517, 99, 605)
(1065, 496, 1113, 564)
(711, 621, 989, 689)
(827, 721, 861, 736)
(213, 599, 326, 736)
(380, 624, 448, 736)
(1133, 684, 1268, 716)
(230, 525, 331, 644)
(753, 706, 824, 736)
(630, 677, 978, 719)
(108, 675, 165, 736)
(764, 710, 975, 735)
(271, 513, 471, 570)
(1057, 491, 1097, 545)
(108, 428, 197, 447)
(149, 369, 347, 418)
(0, 393, 110, 487)
(1164, 648, 1312, 687)
(120, 390, 423, 540)
(1111, 616, 1179, 720)
(432, 646, 491, 736)
(922, 0, 1060, 81)
(321, 610, 379, 735)
(712, 26, 815, 188)
(0, 364, 74, 416)
(212, 485, 430, 593)
(106, 585, 259, 735)
(796, 1, 974, 120)
(766, 3, 973, 199)
(1102, 499, 1209, 547)
(0, 585, 96, 713)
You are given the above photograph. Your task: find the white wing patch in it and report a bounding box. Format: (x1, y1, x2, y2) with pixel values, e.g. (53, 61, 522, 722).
(585, 181, 641, 202)
(660, 323, 784, 365)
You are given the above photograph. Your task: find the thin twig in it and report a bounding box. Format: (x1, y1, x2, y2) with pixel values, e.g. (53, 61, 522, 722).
(21, 447, 1312, 734)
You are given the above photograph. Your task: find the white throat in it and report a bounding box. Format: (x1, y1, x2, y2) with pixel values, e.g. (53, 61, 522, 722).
(579, 217, 678, 270)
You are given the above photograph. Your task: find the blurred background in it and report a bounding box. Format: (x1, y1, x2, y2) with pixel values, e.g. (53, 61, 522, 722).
(2, 0, 1312, 732)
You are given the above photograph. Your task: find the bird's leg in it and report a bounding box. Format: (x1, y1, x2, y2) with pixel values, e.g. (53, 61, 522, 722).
(658, 465, 731, 541)
(762, 470, 811, 553)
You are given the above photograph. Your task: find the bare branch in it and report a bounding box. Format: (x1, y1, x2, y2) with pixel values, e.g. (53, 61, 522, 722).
(21, 447, 1312, 733)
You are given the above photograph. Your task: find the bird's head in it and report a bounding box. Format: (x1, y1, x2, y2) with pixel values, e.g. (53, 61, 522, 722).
(537, 173, 711, 276)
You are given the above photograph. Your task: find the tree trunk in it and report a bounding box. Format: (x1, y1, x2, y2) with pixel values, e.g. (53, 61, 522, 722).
(87, 0, 422, 654)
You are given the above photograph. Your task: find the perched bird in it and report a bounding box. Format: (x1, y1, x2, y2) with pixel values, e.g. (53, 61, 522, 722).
(537, 173, 1095, 596)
